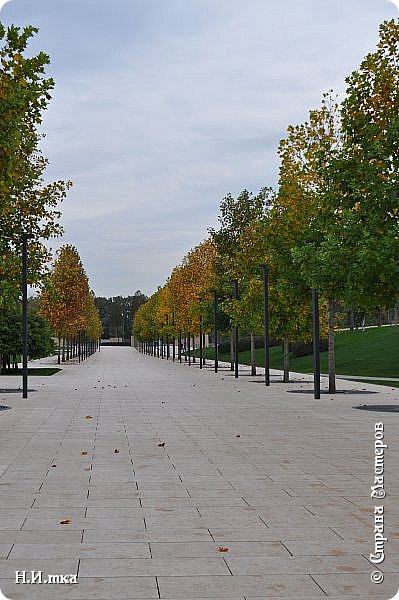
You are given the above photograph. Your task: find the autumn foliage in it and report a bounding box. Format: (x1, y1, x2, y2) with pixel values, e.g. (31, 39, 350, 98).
(133, 20, 399, 389)
(39, 245, 102, 362)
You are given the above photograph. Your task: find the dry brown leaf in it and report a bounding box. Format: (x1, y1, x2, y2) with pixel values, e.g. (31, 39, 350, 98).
(84, 467, 91, 471)
(85, 415, 93, 419)
(59, 519, 71, 525)
(51, 464, 57, 467)
(218, 546, 229, 552)
(158, 441, 165, 447)
(80, 451, 88, 456)
(114, 449, 120, 454)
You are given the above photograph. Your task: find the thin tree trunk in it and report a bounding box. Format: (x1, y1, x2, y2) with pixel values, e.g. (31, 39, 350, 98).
(328, 297, 336, 393)
(349, 309, 354, 332)
(57, 335, 61, 364)
(283, 333, 290, 383)
(192, 335, 196, 362)
(62, 337, 65, 362)
(250, 332, 256, 376)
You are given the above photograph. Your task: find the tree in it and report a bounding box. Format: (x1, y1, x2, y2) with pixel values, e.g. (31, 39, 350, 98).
(277, 95, 346, 392)
(39, 245, 100, 362)
(0, 24, 71, 309)
(209, 188, 273, 373)
(0, 308, 55, 373)
(336, 19, 399, 309)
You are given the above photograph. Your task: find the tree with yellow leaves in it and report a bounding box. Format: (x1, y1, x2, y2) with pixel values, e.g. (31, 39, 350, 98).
(39, 244, 100, 363)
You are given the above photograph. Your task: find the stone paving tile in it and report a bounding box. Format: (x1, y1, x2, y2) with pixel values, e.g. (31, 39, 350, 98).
(157, 574, 322, 597)
(225, 554, 371, 575)
(282, 538, 368, 556)
(0, 558, 78, 578)
(245, 597, 377, 600)
(83, 526, 213, 543)
(80, 556, 231, 577)
(150, 540, 289, 558)
(0, 576, 159, 599)
(311, 572, 398, 596)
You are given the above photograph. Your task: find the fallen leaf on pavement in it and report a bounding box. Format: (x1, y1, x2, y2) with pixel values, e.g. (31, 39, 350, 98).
(218, 546, 229, 552)
(80, 451, 88, 455)
(158, 441, 165, 447)
(85, 415, 93, 419)
(59, 519, 71, 525)
(114, 449, 120, 453)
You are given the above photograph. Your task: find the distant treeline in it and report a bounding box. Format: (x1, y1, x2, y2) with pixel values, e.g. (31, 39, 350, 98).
(95, 292, 147, 339)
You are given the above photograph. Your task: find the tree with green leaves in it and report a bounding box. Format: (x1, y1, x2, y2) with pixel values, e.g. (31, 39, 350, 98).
(0, 308, 55, 373)
(0, 24, 71, 310)
(209, 188, 273, 373)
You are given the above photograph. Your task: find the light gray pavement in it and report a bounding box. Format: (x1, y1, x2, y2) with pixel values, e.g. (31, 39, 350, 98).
(0, 347, 398, 599)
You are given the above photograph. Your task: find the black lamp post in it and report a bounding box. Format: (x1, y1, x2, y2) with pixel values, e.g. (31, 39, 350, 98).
(165, 314, 169, 360)
(198, 297, 203, 369)
(231, 279, 239, 379)
(260, 264, 270, 386)
(22, 233, 28, 399)
(211, 289, 218, 373)
(312, 288, 321, 400)
(172, 312, 175, 361)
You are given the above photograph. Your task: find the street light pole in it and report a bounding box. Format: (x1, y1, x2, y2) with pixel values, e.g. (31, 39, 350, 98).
(198, 297, 203, 370)
(212, 289, 218, 373)
(260, 264, 270, 387)
(171, 312, 175, 361)
(312, 288, 321, 400)
(22, 233, 28, 399)
(165, 314, 169, 360)
(231, 279, 239, 379)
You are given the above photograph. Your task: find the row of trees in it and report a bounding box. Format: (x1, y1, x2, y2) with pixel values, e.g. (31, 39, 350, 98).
(39, 245, 102, 363)
(133, 19, 399, 392)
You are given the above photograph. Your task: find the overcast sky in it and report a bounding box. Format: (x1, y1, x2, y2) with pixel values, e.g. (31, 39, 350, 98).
(1, 0, 397, 296)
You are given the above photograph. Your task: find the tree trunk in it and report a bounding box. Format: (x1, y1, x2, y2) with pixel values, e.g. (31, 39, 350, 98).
(57, 335, 61, 365)
(192, 335, 196, 362)
(328, 297, 336, 393)
(62, 337, 65, 362)
(250, 332, 256, 376)
(349, 309, 354, 332)
(283, 333, 290, 383)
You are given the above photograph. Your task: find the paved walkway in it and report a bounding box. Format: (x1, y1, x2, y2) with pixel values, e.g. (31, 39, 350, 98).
(0, 347, 398, 599)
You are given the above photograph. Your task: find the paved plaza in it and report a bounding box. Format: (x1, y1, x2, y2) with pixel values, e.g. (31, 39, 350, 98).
(0, 346, 398, 599)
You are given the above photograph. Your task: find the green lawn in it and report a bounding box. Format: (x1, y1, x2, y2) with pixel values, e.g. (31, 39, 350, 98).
(201, 326, 398, 380)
